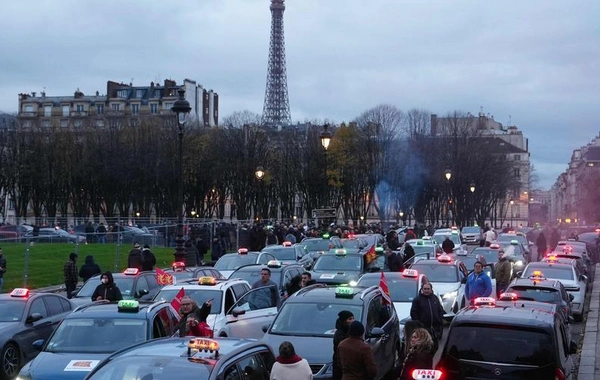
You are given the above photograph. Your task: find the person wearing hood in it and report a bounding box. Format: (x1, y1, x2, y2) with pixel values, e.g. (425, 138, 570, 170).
(495, 250, 512, 297)
(91, 272, 123, 302)
(337, 320, 377, 380)
(270, 341, 312, 380)
(127, 242, 144, 271)
(332, 310, 355, 380)
(536, 232, 547, 261)
(79, 255, 101, 282)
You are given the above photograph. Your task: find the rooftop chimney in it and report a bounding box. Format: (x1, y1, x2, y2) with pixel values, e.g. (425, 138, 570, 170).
(32, 92, 36, 97)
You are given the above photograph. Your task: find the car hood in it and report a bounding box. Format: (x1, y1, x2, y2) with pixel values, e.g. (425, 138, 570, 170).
(431, 282, 460, 295)
(393, 302, 412, 321)
(24, 352, 108, 380)
(312, 271, 360, 285)
(0, 322, 19, 335)
(263, 334, 333, 364)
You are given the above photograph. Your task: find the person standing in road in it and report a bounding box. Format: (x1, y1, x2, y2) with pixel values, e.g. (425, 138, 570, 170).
(495, 251, 512, 297)
(0, 247, 6, 293)
(410, 283, 445, 353)
(332, 310, 354, 380)
(465, 261, 493, 301)
(484, 228, 496, 246)
(184, 240, 199, 267)
(79, 255, 101, 283)
(441, 234, 455, 254)
(91, 272, 123, 302)
(251, 268, 280, 308)
(270, 341, 313, 380)
(405, 228, 417, 242)
(384, 245, 403, 272)
(96, 222, 107, 244)
(177, 296, 213, 337)
(399, 328, 435, 380)
(338, 320, 377, 380)
(536, 232, 547, 261)
(63, 252, 78, 299)
(142, 244, 157, 271)
(127, 242, 144, 270)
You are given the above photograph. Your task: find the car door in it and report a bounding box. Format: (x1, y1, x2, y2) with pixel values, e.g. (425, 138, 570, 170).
(16, 297, 54, 362)
(225, 286, 278, 339)
(365, 295, 396, 378)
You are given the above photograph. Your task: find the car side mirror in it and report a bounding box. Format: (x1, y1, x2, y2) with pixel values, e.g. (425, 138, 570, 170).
(515, 271, 523, 278)
(231, 308, 246, 317)
(136, 289, 149, 298)
(33, 339, 45, 351)
(460, 277, 467, 284)
(580, 275, 588, 282)
(570, 340, 578, 355)
(26, 313, 44, 324)
(261, 323, 270, 333)
(369, 327, 385, 338)
(569, 294, 574, 302)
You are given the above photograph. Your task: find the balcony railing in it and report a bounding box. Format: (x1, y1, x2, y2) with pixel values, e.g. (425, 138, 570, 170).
(20, 111, 38, 117)
(70, 111, 89, 116)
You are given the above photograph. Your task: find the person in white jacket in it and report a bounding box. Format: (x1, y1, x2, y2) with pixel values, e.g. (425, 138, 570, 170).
(270, 341, 312, 380)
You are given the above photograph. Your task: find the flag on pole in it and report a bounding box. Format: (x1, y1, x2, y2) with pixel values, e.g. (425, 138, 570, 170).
(379, 272, 391, 306)
(365, 245, 377, 264)
(170, 287, 185, 311)
(156, 268, 174, 285)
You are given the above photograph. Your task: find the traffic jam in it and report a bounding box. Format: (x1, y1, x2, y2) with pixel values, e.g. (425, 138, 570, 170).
(2, 226, 594, 379)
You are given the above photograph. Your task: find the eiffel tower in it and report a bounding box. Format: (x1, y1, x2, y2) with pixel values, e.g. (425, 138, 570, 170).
(261, 0, 291, 126)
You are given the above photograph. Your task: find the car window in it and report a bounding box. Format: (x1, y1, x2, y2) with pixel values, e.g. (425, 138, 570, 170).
(233, 283, 250, 299)
(232, 286, 277, 311)
(225, 288, 235, 314)
(507, 286, 561, 303)
(556, 323, 568, 361)
(410, 263, 458, 282)
(30, 298, 48, 318)
(153, 312, 167, 338)
(258, 253, 274, 264)
(366, 296, 389, 331)
(144, 274, 159, 289)
(43, 296, 64, 316)
(155, 308, 173, 337)
(236, 353, 270, 380)
(155, 289, 223, 314)
(313, 255, 362, 271)
(60, 298, 73, 312)
(136, 276, 150, 295)
(223, 365, 241, 380)
(0, 300, 25, 321)
(270, 302, 363, 336)
(446, 325, 554, 365)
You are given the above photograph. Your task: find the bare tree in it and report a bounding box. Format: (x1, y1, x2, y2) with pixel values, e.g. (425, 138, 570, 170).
(221, 110, 261, 129)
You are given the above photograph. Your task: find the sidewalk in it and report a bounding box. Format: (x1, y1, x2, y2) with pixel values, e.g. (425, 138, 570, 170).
(578, 263, 600, 380)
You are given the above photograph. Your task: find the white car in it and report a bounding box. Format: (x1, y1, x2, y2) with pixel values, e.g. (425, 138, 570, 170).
(213, 248, 275, 278)
(153, 277, 278, 338)
(432, 228, 468, 255)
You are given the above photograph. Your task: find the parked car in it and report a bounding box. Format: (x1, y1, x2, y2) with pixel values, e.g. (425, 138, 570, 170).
(27, 227, 87, 244)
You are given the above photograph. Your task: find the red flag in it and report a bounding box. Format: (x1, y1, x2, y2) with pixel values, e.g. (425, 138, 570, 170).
(365, 245, 377, 264)
(156, 268, 174, 285)
(170, 287, 185, 311)
(379, 272, 391, 306)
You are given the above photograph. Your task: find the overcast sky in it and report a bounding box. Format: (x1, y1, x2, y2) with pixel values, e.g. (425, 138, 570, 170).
(1, 0, 598, 190)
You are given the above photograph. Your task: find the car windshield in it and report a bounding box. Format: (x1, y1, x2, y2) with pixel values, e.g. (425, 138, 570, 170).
(45, 318, 147, 353)
(523, 266, 574, 281)
(164, 270, 195, 281)
(357, 277, 417, 302)
(263, 247, 296, 261)
(155, 289, 223, 314)
(506, 286, 561, 303)
(342, 240, 362, 249)
(446, 325, 554, 365)
(410, 245, 435, 256)
(230, 270, 282, 290)
(410, 263, 458, 282)
(214, 254, 257, 270)
(501, 244, 524, 256)
(498, 234, 527, 246)
(462, 227, 480, 234)
(0, 300, 25, 322)
(471, 249, 499, 264)
(270, 302, 362, 336)
(432, 233, 460, 245)
(312, 255, 362, 272)
(301, 239, 331, 251)
(55, 229, 71, 237)
(87, 356, 211, 380)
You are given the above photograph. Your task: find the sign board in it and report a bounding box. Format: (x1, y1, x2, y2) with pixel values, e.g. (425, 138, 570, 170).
(312, 208, 337, 218)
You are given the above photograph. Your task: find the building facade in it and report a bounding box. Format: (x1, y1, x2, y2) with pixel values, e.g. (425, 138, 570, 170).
(17, 78, 218, 129)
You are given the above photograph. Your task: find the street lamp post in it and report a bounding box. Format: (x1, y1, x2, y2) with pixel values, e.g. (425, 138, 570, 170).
(509, 198, 515, 228)
(399, 211, 404, 226)
(255, 166, 265, 221)
(171, 89, 191, 262)
(320, 124, 333, 226)
(444, 169, 452, 225)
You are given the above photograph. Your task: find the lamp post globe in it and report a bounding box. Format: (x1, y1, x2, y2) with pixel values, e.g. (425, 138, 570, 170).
(320, 124, 333, 150)
(444, 169, 452, 181)
(469, 182, 476, 193)
(171, 89, 191, 262)
(255, 166, 265, 180)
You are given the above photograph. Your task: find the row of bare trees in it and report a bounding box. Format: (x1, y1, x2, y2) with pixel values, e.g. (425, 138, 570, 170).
(0, 105, 523, 227)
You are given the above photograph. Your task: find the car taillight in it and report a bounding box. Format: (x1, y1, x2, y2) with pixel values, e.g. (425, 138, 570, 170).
(555, 368, 565, 380)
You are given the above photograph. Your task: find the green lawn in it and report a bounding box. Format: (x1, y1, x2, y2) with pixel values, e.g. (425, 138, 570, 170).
(0, 242, 208, 292)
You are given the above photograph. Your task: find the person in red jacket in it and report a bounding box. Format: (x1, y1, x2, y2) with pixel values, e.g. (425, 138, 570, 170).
(177, 296, 213, 337)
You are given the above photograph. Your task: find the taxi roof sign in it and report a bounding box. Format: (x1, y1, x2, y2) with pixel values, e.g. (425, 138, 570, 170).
(416, 240, 424, 246)
(117, 300, 140, 312)
(489, 243, 501, 249)
(473, 297, 496, 307)
(375, 246, 384, 253)
(510, 240, 519, 245)
(172, 261, 186, 271)
(411, 369, 443, 380)
(282, 241, 292, 247)
(437, 254, 452, 263)
(335, 249, 347, 256)
(10, 288, 30, 298)
(188, 338, 220, 358)
(422, 236, 432, 240)
(238, 248, 248, 255)
(267, 260, 282, 268)
(123, 268, 139, 275)
(402, 269, 419, 278)
(322, 233, 330, 239)
(335, 286, 355, 298)
(198, 276, 217, 286)
(499, 292, 518, 301)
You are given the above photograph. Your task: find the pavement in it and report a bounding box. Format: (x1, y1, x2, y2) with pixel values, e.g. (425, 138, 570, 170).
(578, 263, 600, 380)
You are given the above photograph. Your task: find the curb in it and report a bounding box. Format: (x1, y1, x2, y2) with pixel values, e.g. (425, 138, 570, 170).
(577, 263, 600, 380)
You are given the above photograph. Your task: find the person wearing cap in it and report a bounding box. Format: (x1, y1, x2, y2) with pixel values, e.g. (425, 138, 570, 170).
(127, 242, 144, 271)
(0, 247, 6, 294)
(337, 320, 377, 380)
(332, 310, 355, 380)
(63, 252, 79, 299)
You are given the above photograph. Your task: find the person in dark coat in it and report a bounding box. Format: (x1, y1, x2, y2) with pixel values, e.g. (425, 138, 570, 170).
(550, 228, 560, 252)
(63, 253, 78, 299)
(177, 296, 213, 337)
(211, 237, 224, 261)
(332, 310, 355, 380)
(410, 283, 445, 352)
(195, 236, 208, 263)
(441, 234, 455, 254)
(141, 245, 157, 271)
(402, 243, 416, 266)
(184, 240, 199, 267)
(385, 246, 403, 271)
(536, 232, 547, 261)
(338, 320, 377, 380)
(400, 328, 435, 380)
(79, 255, 101, 282)
(127, 242, 144, 270)
(91, 272, 123, 302)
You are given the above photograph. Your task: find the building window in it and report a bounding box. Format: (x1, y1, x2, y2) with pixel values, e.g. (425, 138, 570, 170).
(117, 90, 128, 98)
(74, 120, 82, 127)
(44, 106, 52, 117)
(154, 90, 161, 98)
(42, 120, 51, 128)
(150, 104, 158, 114)
(514, 168, 520, 179)
(24, 105, 34, 113)
(97, 104, 104, 115)
(131, 104, 139, 115)
(62, 105, 70, 116)
(136, 90, 144, 98)
(76, 104, 84, 112)
(61, 120, 68, 128)
(96, 120, 104, 127)
(163, 102, 172, 110)
(514, 154, 521, 161)
(111, 104, 120, 111)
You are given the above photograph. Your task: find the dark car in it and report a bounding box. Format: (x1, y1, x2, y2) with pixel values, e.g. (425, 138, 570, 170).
(107, 225, 154, 245)
(311, 250, 378, 286)
(262, 242, 310, 268)
(214, 249, 276, 279)
(0, 224, 33, 237)
(18, 300, 180, 380)
(27, 227, 87, 244)
(437, 296, 575, 379)
(71, 269, 163, 306)
(84, 337, 276, 380)
(229, 261, 305, 298)
(0, 288, 74, 379)
(163, 263, 225, 282)
(262, 284, 400, 379)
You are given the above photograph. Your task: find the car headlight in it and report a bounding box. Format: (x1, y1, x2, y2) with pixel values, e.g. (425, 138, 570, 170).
(443, 291, 458, 300)
(515, 260, 523, 266)
(349, 280, 358, 286)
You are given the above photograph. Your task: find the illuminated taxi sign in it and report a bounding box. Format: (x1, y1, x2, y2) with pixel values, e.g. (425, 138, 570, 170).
(489, 243, 501, 249)
(375, 246, 384, 253)
(334, 249, 347, 256)
(123, 268, 139, 275)
(172, 261, 186, 271)
(451, 230, 459, 235)
(322, 233, 330, 239)
(451, 226, 458, 230)
(238, 248, 248, 255)
(499, 292, 518, 301)
(198, 276, 217, 286)
(473, 297, 496, 307)
(117, 300, 140, 312)
(437, 254, 452, 263)
(411, 369, 443, 380)
(510, 240, 519, 245)
(282, 241, 292, 247)
(10, 288, 30, 298)
(267, 260, 282, 268)
(402, 269, 419, 278)
(188, 338, 220, 357)
(529, 270, 546, 281)
(422, 236, 432, 240)
(335, 286, 355, 298)
(416, 240, 424, 246)
(546, 255, 558, 263)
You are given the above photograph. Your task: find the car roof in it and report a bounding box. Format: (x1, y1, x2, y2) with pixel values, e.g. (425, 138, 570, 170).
(288, 284, 379, 304)
(70, 300, 169, 318)
(454, 305, 557, 328)
(510, 277, 563, 290)
(0, 290, 55, 301)
(231, 263, 302, 273)
(411, 258, 462, 266)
